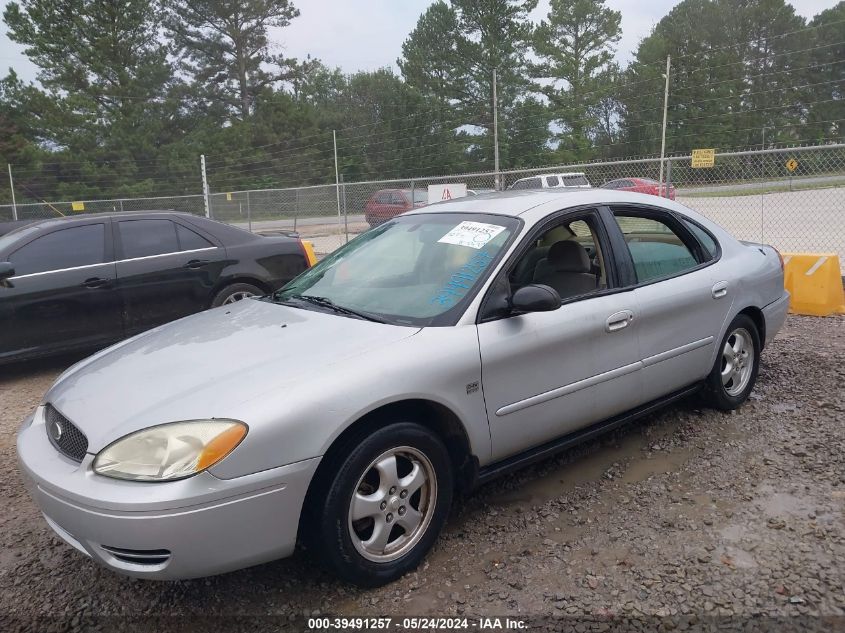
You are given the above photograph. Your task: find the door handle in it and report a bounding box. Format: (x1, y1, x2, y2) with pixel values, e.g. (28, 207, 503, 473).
(712, 281, 728, 299)
(605, 310, 634, 333)
(184, 259, 210, 269)
(82, 277, 110, 289)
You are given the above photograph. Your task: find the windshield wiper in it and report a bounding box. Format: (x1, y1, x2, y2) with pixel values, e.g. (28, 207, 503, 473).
(284, 294, 388, 323)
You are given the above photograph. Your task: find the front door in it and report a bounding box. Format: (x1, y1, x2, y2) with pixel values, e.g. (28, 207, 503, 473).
(0, 221, 123, 360)
(477, 209, 642, 462)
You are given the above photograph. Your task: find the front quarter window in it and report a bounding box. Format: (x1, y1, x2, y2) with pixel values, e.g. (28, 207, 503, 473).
(274, 213, 519, 326)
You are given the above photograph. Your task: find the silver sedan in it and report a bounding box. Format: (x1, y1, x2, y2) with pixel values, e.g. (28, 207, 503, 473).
(17, 190, 789, 586)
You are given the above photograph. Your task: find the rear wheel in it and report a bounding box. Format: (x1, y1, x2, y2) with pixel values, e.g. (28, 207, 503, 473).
(314, 422, 453, 586)
(211, 282, 264, 307)
(703, 314, 761, 410)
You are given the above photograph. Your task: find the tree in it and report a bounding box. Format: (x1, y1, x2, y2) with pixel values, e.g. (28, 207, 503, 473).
(3, 0, 190, 199)
(400, 0, 538, 171)
(803, 2, 845, 143)
(533, 0, 621, 160)
(620, 0, 810, 156)
(165, 0, 300, 121)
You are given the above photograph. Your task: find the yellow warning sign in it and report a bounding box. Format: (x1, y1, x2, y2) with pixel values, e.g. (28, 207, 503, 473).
(226, 192, 232, 201)
(71, 201, 85, 212)
(785, 158, 798, 173)
(691, 149, 715, 168)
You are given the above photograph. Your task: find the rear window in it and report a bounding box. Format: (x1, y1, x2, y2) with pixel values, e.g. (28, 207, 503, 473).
(562, 175, 590, 187)
(119, 219, 179, 259)
(545, 175, 560, 187)
(680, 217, 718, 260)
(511, 177, 542, 190)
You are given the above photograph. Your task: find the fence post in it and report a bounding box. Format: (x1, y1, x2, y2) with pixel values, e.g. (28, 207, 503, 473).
(246, 191, 252, 233)
(333, 130, 342, 240)
(341, 174, 348, 244)
(665, 158, 673, 198)
(200, 154, 212, 218)
(7, 164, 17, 221)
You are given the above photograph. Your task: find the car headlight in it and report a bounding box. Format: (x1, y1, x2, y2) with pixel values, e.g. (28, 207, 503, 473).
(92, 420, 247, 482)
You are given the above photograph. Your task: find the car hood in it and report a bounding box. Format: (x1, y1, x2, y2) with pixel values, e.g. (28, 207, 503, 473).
(45, 299, 419, 452)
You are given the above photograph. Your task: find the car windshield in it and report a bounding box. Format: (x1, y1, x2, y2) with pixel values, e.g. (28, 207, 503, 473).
(273, 212, 520, 326)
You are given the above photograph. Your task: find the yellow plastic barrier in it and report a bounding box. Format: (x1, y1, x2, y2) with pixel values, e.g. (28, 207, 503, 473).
(782, 252, 845, 317)
(301, 240, 318, 267)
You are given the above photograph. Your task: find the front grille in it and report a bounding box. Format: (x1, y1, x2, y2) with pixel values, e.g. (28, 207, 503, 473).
(100, 545, 171, 566)
(45, 404, 88, 462)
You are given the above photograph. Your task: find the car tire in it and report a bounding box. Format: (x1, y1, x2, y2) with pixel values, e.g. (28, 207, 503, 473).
(211, 282, 264, 307)
(703, 314, 761, 410)
(315, 422, 453, 587)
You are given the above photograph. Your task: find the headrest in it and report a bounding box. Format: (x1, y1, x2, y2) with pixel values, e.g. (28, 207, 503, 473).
(547, 240, 591, 273)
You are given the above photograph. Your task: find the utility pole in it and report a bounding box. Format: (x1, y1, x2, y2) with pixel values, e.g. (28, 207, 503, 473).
(333, 130, 342, 239)
(7, 164, 17, 221)
(658, 55, 671, 191)
(493, 69, 501, 191)
(200, 154, 211, 218)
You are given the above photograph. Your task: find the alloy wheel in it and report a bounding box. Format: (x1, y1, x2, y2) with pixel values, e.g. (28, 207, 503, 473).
(721, 327, 754, 396)
(347, 446, 436, 563)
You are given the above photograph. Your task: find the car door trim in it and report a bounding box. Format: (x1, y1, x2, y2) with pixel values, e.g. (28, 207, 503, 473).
(10, 261, 115, 280)
(496, 360, 643, 417)
(114, 247, 218, 265)
(641, 336, 714, 368)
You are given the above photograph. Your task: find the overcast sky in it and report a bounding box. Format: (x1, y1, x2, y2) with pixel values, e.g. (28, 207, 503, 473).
(0, 0, 839, 85)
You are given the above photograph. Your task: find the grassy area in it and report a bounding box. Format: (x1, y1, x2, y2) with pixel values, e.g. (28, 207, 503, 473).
(680, 179, 845, 198)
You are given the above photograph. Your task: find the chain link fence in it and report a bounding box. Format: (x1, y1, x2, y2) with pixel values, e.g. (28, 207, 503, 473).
(2, 144, 843, 270)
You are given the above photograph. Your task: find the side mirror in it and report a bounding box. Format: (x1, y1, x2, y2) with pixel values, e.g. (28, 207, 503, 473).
(0, 262, 14, 286)
(511, 284, 561, 313)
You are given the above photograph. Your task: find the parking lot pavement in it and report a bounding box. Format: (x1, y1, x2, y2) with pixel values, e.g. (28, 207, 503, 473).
(1, 316, 843, 632)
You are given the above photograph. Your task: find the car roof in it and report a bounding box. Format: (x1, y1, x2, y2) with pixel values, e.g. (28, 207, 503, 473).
(407, 188, 688, 223)
(15, 210, 199, 231)
(514, 172, 586, 180)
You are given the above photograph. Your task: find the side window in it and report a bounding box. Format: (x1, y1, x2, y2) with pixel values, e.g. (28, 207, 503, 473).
(612, 212, 699, 283)
(509, 213, 607, 301)
(176, 224, 214, 251)
(391, 192, 407, 205)
(374, 192, 391, 204)
(119, 219, 179, 259)
(9, 224, 106, 275)
(545, 175, 560, 187)
(679, 217, 718, 260)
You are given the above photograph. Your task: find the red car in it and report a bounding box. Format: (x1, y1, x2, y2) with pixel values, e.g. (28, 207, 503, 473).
(364, 189, 428, 227)
(601, 178, 676, 200)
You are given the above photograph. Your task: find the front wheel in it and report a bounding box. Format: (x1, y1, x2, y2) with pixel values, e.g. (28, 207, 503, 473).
(211, 282, 263, 307)
(703, 314, 761, 410)
(315, 422, 453, 586)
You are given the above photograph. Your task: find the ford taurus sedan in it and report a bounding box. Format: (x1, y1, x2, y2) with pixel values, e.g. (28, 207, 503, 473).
(0, 211, 315, 364)
(17, 190, 789, 586)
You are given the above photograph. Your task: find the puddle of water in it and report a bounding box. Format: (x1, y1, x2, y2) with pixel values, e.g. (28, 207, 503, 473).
(489, 424, 694, 507)
(756, 484, 816, 518)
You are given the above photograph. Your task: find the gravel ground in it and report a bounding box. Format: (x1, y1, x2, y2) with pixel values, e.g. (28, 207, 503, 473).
(0, 315, 843, 632)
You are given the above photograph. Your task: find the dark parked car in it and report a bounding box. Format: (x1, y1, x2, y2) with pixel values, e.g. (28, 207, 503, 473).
(364, 188, 427, 227)
(0, 211, 315, 364)
(602, 178, 676, 200)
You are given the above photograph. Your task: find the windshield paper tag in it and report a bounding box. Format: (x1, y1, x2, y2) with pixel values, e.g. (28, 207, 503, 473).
(438, 221, 506, 250)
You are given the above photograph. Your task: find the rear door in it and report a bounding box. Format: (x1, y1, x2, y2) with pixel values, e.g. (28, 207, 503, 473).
(114, 217, 226, 335)
(604, 206, 727, 402)
(0, 221, 122, 360)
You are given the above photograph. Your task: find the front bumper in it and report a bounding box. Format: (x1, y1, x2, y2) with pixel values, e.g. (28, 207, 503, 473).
(17, 407, 321, 580)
